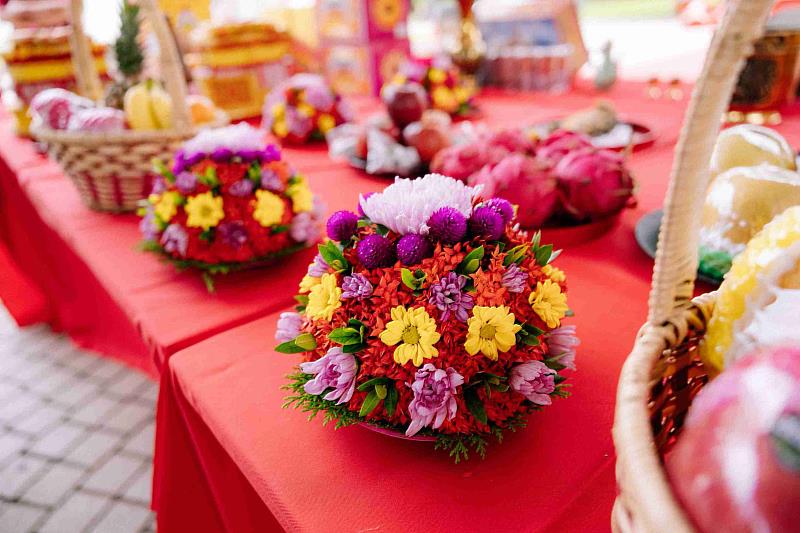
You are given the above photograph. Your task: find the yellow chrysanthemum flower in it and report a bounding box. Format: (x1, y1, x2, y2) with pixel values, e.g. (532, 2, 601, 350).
(306, 273, 342, 321)
(273, 119, 288, 138)
(150, 191, 181, 223)
(271, 102, 286, 118)
(465, 306, 521, 361)
(184, 192, 224, 230)
(380, 306, 441, 366)
(428, 68, 447, 84)
(529, 280, 569, 328)
(431, 86, 458, 113)
(253, 190, 285, 227)
(297, 103, 315, 118)
(318, 113, 335, 134)
(542, 265, 566, 283)
(299, 274, 321, 294)
(286, 177, 314, 213)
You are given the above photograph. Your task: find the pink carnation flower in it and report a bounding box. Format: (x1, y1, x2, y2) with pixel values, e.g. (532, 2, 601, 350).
(509, 361, 556, 405)
(300, 347, 357, 405)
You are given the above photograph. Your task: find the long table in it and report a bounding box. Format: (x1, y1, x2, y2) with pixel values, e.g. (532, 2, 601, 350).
(2, 82, 789, 532)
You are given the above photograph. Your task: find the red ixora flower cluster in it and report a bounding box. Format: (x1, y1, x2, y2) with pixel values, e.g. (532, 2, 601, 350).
(277, 174, 578, 455)
(139, 124, 322, 279)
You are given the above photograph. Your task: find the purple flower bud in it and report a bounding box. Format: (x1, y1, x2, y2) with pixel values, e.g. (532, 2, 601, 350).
(485, 198, 514, 225)
(469, 206, 505, 241)
(396, 234, 432, 266)
(275, 312, 302, 343)
(356, 234, 396, 269)
(427, 207, 467, 245)
(326, 210, 359, 242)
(211, 148, 233, 162)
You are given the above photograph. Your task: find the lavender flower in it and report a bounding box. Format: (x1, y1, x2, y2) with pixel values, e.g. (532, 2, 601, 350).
(509, 361, 556, 405)
(326, 210, 359, 242)
(260, 168, 283, 192)
(161, 224, 188, 257)
(306, 253, 329, 277)
(229, 179, 253, 197)
(359, 174, 479, 235)
(406, 364, 464, 437)
(299, 347, 357, 405)
(218, 221, 248, 249)
(139, 208, 159, 241)
(469, 206, 505, 241)
(546, 325, 579, 371)
(341, 273, 372, 299)
(397, 234, 432, 265)
(502, 263, 528, 293)
(290, 212, 321, 244)
(428, 272, 474, 322)
(427, 206, 467, 244)
(275, 312, 302, 342)
(175, 171, 197, 194)
(356, 234, 395, 269)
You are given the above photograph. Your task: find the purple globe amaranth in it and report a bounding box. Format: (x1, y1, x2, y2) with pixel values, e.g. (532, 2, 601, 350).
(356, 234, 396, 269)
(485, 198, 514, 225)
(326, 210, 359, 242)
(211, 147, 233, 162)
(237, 149, 261, 162)
(469, 206, 505, 241)
(397, 234, 433, 266)
(427, 206, 467, 245)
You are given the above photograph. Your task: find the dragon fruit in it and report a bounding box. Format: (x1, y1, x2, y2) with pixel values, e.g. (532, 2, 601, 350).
(554, 147, 634, 221)
(29, 88, 94, 131)
(536, 129, 593, 168)
(430, 142, 489, 182)
(68, 107, 127, 133)
(469, 154, 559, 229)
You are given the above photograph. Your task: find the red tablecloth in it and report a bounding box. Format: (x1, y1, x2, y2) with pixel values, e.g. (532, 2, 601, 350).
(151, 82, 764, 533)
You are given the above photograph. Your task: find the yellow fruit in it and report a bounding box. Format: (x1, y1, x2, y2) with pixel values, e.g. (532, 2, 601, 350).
(699, 164, 800, 257)
(710, 124, 796, 177)
(124, 80, 173, 130)
(187, 94, 217, 125)
(700, 206, 800, 372)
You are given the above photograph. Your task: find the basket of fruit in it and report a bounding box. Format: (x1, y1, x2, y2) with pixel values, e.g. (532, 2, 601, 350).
(613, 1, 799, 532)
(30, 0, 227, 213)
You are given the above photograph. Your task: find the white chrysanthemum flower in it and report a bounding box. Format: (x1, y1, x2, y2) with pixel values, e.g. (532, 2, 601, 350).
(182, 123, 263, 155)
(359, 173, 481, 235)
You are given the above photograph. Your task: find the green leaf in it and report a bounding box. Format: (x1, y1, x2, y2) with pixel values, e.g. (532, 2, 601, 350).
(565, 309, 575, 317)
(384, 385, 398, 417)
(374, 224, 390, 236)
(201, 272, 215, 293)
(375, 384, 387, 399)
(329, 327, 361, 345)
(347, 318, 367, 330)
(400, 268, 426, 291)
(554, 374, 567, 385)
(503, 244, 529, 266)
(534, 244, 553, 266)
(295, 333, 317, 351)
(271, 225, 290, 234)
(531, 230, 541, 249)
(357, 219, 372, 228)
(463, 386, 488, 425)
(359, 390, 381, 417)
(341, 343, 367, 354)
(199, 166, 219, 187)
(318, 241, 350, 272)
(457, 246, 484, 274)
(247, 161, 262, 183)
(357, 376, 390, 392)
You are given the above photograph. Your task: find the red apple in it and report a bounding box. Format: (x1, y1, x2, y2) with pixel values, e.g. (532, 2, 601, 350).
(383, 82, 428, 129)
(403, 121, 451, 163)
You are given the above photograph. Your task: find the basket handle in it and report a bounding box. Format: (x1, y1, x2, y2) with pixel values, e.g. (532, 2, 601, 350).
(647, 0, 774, 326)
(68, 0, 192, 134)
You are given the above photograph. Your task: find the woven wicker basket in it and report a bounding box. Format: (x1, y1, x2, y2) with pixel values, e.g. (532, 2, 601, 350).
(31, 0, 227, 213)
(612, 1, 776, 532)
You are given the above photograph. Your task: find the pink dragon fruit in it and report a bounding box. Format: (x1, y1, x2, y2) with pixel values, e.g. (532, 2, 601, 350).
(536, 129, 593, 168)
(469, 154, 559, 229)
(554, 147, 635, 221)
(430, 142, 489, 182)
(29, 88, 94, 131)
(487, 129, 538, 156)
(68, 107, 126, 133)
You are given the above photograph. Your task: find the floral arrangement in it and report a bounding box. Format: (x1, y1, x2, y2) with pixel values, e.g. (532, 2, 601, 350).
(139, 124, 323, 289)
(432, 128, 636, 228)
(383, 59, 476, 117)
(262, 74, 353, 144)
(276, 173, 578, 461)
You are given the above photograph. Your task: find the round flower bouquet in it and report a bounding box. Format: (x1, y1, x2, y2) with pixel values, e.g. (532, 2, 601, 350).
(139, 124, 323, 290)
(262, 74, 353, 144)
(384, 59, 476, 117)
(276, 174, 578, 461)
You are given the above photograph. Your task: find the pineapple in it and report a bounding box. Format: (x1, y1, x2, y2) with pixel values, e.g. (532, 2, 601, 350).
(104, 0, 144, 109)
(700, 206, 800, 372)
